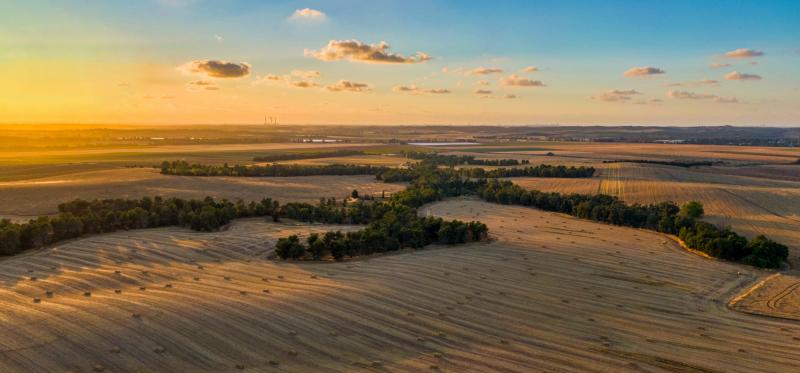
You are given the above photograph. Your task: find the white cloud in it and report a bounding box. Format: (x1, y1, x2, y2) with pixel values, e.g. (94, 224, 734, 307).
(725, 48, 764, 58)
(724, 71, 762, 81)
(305, 40, 431, 64)
(393, 85, 451, 94)
(468, 67, 504, 75)
(289, 8, 327, 21)
(710, 63, 731, 69)
(590, 89, 641, 102)
(326, 80, 371, 92)
(624, 66, 665, 77)
(500, 74, 545, 87)
(179, 60, 251, 78)
(520, 66, 539, 73)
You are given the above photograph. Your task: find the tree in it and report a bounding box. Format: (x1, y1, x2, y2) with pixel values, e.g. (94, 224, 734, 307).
(307, 233, 326, 260)
(351, 189, 359, 199)
(275, 235, 305, 259)
(680, 201, 704, 219)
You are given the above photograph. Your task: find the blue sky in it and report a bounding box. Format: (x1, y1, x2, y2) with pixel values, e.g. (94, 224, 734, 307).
(1, 0, 798, 125)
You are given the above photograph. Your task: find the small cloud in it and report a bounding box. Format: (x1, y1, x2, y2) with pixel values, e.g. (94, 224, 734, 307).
(291, 70, 321, 79)
(474, 89, 492, 95)
(214, 34, 223, 42)
(393, 85, 451, 94)
(474, 80, 490, 86)
(179, 60, 251, 78)
(505, 94, 517, 99)
(305, 39, 431, 64)
(710, 63, 731, 69)
(666, 90, 716, 100)
(187, 80, 220, 90)
(289, 8, 327, 21)
(590, 89, 641, 102)
(714, 96, 739, 104)
(468, 67, 504, 75)
(624, 66, 665, 77)
(724, 71, 762, 81)
(632, 98, 663, 105)
(326, 80, 371, 92)
(520, 66, 539, 73)
(500, 74, 545, 87)
(725, 48, 764, 58)
(667, 79, 718, 87)
(289, 80, 320, 88)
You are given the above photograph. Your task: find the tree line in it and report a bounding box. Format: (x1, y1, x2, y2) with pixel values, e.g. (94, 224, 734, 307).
(400, 150, 528, 166)
(602, 159, 713, 168)
(459, 164, 595, 178)
(252, 149, 365, 162)
(477, 179, 788, 268)
(0, 196, 282, 256)
(160, 160, 387, 177)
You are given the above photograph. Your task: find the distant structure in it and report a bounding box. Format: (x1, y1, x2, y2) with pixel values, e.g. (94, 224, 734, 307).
(264, 115, 278, 126)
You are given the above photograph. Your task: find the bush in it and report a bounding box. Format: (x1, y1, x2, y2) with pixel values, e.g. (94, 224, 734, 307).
(275, 235, 305, 259)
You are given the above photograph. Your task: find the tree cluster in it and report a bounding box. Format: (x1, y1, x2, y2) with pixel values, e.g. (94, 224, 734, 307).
(160, 160, 386, 177)
(400, 150, 527, 167)
(477, 179, 788, 268)
(0, 196, 281, 256)
(460, 164, 595, 178)
(275, 166, 488, 260)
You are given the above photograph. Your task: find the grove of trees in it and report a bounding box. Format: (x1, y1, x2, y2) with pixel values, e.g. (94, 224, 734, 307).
(160, 160, 387, 177)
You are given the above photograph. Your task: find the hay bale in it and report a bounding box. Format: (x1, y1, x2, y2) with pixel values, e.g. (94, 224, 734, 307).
(164, 284, 173, 288)
(110, 346, 121, 354)
(262, 289, 270, 293)
(93, 364, 105, 372)
(288, 330, 297, 336)
(329, 331, 338, 336)
(45, 291, 54, 297)
(371, 361, 383, 367)
(153, 346, 166, 353)
(288, 350, 298, 356)
(84, 292, 92, 297)
(32, 298, 41, 303)
(235, 364, 245, 370)
(139, 287, 147, 291)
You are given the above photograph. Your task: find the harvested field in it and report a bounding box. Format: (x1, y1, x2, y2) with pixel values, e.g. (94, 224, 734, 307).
(0, 168, 404, 221)
(731, 271, 800, 320)
(513, 162, 800, 264)
(446, 143, 800, 165)
(1, 200, 798, 372)
(270, 155, 409, 167)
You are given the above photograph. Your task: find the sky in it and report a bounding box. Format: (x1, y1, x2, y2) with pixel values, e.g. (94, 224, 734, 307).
(1, 0, 798, 126)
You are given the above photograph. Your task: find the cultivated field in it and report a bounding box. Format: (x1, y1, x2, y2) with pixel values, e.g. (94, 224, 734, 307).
(0, 168, 404, 221)
(1, 200, 798, 372)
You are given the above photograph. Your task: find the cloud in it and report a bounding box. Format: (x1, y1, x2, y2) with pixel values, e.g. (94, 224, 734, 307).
(214, 34, 223, 42)
(520, 66, 539, 73)
(474, 89, 492, 95)
(725, 48, 764, 58)
(666, 90, 738, 103)
(624, 66, 665, 77)
(666, 90, 716, 100)
(326, 80, 371, 92)
(505, 94, 517, 99)
(393, 85, 451, 94)
(500, 74, 545, 87)
(290, 70, 321, 79)
(469, 67, 504, 75)
(289, 80, 320, 88)
(632, 98, 663, 105)
(710, 63, 731, 69)
(187, 80, 219, 90)
(305, 40, 431, 64)
(290, 8, 327, 21)
(667, 79, 718, 87)
(590, 89, 642, 102)
(474, 80, 490, 86)
(179, 60, 251, 78)
(724, 71, 762, 81)
(714, 96, 739, 104)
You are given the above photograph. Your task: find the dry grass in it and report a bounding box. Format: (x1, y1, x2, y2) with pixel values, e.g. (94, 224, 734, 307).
(0, 202, 798, 371)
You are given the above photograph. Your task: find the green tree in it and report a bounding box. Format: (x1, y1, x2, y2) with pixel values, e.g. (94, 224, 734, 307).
(680, 201, 704, 219)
